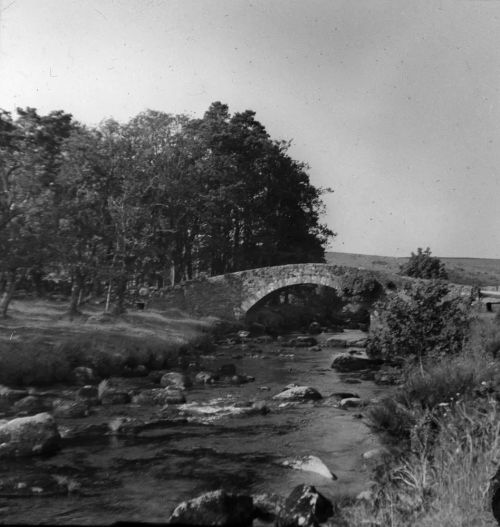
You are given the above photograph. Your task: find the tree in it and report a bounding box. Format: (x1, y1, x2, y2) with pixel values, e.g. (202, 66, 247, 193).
(366, 281, 471, 367)
(400, 247, 448, 279)
(0, 107, 74, 316)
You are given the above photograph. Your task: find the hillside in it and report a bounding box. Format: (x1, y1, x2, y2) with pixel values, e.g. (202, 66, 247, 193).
(325, 251, 500, 287)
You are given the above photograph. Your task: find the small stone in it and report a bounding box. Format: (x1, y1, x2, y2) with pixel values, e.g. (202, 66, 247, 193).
(71, 367, 98, 386)
(195, 371, 219, 384)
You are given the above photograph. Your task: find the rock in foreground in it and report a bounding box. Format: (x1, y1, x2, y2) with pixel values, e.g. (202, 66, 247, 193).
(169, 489, 253, 526)
(0, 412, 60, 457)
(276, 484, 334, 527)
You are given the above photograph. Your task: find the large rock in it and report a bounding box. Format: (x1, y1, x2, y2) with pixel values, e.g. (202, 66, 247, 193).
(0, 412, 60, 457)
(273, 386, 322, 402)
(169, 489, 253, 526)
(339, 397, 365, 409)
(331, 353, 384, 372)
(160, 372, 192, 390)
(276, 484, 334, 527)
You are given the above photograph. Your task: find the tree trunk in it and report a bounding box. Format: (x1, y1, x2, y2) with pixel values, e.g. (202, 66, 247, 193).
(68, 270, 84, 320)
(0, 271, 18, 318)
(112, 275, 127, 315)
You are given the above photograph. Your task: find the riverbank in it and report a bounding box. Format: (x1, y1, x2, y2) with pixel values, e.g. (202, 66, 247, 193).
(341, 312, 500, 526)
(0, 299, 218, 386)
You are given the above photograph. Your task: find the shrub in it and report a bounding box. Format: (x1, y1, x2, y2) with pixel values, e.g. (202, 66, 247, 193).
(367, 281, 471, 362)
(400, 247, 448, 279)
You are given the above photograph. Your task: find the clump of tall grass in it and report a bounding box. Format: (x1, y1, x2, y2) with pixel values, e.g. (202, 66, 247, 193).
(348, 315, 500, 525)
(0, 338, 73, 385)
(346, 399, 500, 526)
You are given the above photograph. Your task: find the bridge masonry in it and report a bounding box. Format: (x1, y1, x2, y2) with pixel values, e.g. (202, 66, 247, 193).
(156, 263, 475, 321)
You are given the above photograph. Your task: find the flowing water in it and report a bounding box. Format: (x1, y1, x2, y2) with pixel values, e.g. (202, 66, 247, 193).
(0, 330, 388, 525)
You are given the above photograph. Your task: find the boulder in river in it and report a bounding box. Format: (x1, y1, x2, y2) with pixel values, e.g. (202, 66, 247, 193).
(282, 455, 337, 480)
(0, 412, 60, 457)
(339, 397, 365, 409)
(98, 381, 131, 405)
(287, 336, 318, 348)
(169, 489, 253, 526)
(160, 372, 192, 390)
(52, 399, 90, 418)
(0, 385, 28, 402)
(331, 352, 384, 372)
(12, 395, 51, 415)
(276, 484, 334, 527)
(325, 337, 347, 348)
(273, 386, 322, 402)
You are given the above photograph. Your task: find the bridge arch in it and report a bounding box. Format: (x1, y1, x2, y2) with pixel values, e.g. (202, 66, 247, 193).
(240, 274, 343, 315)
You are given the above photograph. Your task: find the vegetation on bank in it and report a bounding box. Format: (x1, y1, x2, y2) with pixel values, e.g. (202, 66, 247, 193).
(0, 299, 216, 386)
(400, 247, 448, 280)
(343, 282, 500, 526)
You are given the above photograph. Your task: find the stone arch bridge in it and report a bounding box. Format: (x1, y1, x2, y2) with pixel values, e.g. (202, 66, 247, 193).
(159, 263, 473, 320)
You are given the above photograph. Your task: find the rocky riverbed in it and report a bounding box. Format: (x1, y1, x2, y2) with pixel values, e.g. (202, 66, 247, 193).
(0, 329, 391, 525)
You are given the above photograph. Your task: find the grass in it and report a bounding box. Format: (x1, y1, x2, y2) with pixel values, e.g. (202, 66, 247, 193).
(341, 314, 500, 526)
(0, 299, 216, 386)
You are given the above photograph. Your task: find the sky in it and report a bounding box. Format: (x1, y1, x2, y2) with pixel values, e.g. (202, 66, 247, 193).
(1, 0, 500, 258)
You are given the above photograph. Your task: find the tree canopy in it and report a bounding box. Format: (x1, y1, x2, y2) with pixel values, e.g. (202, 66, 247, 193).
(400, 247, 448, 280)
(0, 102, 335, 316)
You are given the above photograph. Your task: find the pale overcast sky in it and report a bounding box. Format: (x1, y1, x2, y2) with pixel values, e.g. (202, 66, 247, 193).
(1, 0, 500, 258)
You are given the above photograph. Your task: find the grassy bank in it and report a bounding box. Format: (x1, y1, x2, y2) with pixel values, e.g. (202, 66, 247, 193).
(342, 313, 500, 526)
(0, 299, 219, 386)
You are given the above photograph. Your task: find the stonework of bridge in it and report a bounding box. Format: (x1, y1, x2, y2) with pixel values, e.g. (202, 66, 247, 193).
(159, 263, 474, 321)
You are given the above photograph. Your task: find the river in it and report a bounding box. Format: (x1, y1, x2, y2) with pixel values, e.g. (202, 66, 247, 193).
(0, 329, 387, 525)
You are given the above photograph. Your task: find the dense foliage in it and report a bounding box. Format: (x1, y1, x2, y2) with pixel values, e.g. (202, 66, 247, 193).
(367, 281, 471, 362)
(0, 103, 334, 316)
(400, 247, 448, 279)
